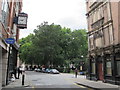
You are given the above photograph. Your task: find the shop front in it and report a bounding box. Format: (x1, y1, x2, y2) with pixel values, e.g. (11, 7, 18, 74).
(87, 45, 120, 85)
(6, 42, 19, 85)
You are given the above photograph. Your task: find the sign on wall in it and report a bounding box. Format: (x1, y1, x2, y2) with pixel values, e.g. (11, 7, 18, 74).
(17, 13, 28, 29)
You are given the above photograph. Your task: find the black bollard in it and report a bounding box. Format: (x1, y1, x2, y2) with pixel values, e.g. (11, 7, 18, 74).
(22, 71, 25, 86)
(22, 74, 24, 85)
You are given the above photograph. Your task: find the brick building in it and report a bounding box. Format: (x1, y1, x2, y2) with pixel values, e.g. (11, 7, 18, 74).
(0, 0, 22, 86)
(86, 0, 120, 85)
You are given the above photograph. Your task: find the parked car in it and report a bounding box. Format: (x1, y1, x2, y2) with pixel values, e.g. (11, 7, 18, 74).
(41, 69, 46, 73)
(37, 68, 42, 72)
(45, 69, 51, 73)
(50, 69, 60, 74)
(35, 68, 41, 72)
(79, 71, 86, 75)
(34, 68, 38, 72)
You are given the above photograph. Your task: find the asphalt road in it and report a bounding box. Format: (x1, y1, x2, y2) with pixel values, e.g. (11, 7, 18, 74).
(2, 71, 93, 90)
(25, 71, 86, 88)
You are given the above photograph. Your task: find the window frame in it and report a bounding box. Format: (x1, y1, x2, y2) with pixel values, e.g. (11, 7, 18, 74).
(115, 53, 120, 76)
(105, 55, 112, 76)
(91, 62, 96, 74)
(1, 0, 10, 28)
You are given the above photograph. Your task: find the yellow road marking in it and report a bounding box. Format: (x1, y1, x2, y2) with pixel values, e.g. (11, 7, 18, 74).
(32, 86, 35, 90)
(73, 83, 86, 88)
(63, 76, 86, 88)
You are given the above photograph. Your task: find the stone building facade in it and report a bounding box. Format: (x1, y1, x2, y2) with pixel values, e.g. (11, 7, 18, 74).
(0, 0, 22, 86)
(86, 0, 120, 85)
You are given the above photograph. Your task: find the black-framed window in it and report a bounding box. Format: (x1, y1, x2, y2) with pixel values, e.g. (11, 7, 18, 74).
(116, 61, 120, 75)
(91, 62, 96, 74)
(1, 0, 9, 28)
(115, 53, 120, 76)
(105, 54, 112, 75)
(106, 61, 112, 75)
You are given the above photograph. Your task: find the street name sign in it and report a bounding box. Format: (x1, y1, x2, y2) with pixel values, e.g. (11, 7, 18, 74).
(5, 38, 15, 44)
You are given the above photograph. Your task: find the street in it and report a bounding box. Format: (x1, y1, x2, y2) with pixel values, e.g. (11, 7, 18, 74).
(25, 71, 86, 88)
(2, 71, 91, 90)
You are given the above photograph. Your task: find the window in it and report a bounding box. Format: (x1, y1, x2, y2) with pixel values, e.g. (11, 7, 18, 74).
(1, 0, 9, 27)
(0, 2, 2, 22)
(103, 4, 108, 23)
(109, 25, 113, 44)
(89, 34, 94, 49)
(107, 3, 111, 21)
(95, 37, 102, 48)
(116, 54, 120, 75)
(100, 7, 103, 19)
(92, 62, 96, 74)
(106, 61, 112, 75)
(104, 27, 110, 46)
(117, 61, 120, 75)
(15, 2, 20, 16)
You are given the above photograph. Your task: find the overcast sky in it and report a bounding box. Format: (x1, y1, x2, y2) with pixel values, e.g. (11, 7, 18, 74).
(19, 0, 87, 39)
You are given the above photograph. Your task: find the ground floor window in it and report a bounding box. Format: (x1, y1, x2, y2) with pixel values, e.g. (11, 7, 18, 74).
(116, 61, 120, 75)
(106, 61, 112, 75)
(91, 62, 95, 74)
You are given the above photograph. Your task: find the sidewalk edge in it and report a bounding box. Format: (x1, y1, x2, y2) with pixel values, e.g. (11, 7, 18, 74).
(75, 82, 101, 90)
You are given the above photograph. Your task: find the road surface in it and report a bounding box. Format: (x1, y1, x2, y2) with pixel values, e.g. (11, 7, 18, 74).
(3, 71, 93, 90)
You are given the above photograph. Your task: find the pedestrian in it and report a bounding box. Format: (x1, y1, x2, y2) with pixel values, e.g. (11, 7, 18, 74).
(75, 68, 78, 78)
(17, 66, 22, 79)
(13, 66, 17, 79)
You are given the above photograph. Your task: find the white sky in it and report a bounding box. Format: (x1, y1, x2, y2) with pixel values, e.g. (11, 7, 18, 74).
(19, 0, 87, 39)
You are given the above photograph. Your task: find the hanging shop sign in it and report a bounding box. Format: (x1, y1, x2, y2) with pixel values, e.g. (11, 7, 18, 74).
(17, 12, 28, 29)
(5, 38, 15, 44)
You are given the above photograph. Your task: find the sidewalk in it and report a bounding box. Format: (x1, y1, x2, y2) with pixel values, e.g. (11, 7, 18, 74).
(72, 74, 119, 90)
(3, 74, 31, 88)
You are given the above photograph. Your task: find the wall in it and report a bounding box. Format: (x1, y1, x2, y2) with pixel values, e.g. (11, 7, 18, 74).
(0, 46, 2, 90)
(111, 2, 119, 45)
(118, 1, 120, 43)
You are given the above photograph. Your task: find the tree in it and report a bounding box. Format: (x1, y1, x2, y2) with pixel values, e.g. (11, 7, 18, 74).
(19, 34, 35, 65)
(19, 22, 88, 69)
(33, 22, 65, 67)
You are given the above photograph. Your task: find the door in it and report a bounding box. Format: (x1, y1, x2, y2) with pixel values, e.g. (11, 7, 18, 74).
(98, 63, 104, 80)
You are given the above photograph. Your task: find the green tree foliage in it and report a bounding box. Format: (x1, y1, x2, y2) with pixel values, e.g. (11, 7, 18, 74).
(19, 34, 35, 65)
(19, 22, 88, 68)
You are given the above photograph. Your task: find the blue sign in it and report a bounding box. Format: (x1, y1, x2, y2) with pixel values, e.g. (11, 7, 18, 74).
(5, 38, 15, 44)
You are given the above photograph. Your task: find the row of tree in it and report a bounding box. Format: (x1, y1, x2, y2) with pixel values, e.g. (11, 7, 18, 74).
(19, 22, 88, 68)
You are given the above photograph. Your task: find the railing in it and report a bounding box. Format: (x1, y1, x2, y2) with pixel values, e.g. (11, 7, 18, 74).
(90, 0, 106, 8)
(91, 17, 104, 29)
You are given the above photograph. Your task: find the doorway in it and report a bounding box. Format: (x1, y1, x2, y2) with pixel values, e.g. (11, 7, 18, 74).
(98, 63, 104, 80)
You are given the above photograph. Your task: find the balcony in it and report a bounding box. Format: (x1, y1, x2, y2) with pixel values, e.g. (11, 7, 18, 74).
(90, 0, 105, 8)
(89, 0, 104, 13)
(91, 17, 104, 29)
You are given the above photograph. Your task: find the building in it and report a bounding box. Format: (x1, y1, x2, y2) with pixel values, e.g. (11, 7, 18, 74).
(86, 0, 120, 85)
(0, 0, 22, 86)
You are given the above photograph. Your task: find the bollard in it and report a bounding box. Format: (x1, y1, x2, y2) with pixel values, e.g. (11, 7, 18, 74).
(22, 71, 25, 86)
